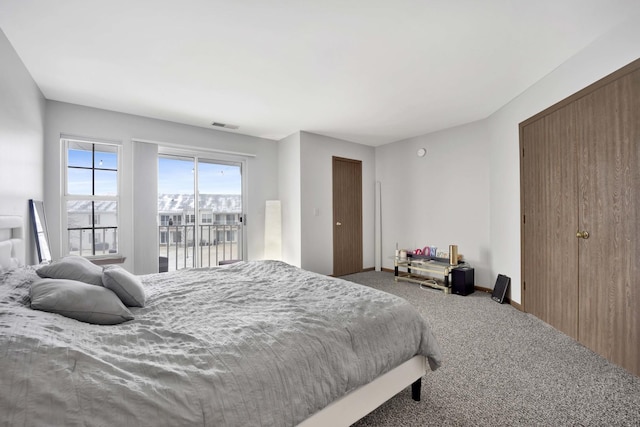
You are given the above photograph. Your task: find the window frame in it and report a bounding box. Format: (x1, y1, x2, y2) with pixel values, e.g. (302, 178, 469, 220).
(62, 137, 122, 259)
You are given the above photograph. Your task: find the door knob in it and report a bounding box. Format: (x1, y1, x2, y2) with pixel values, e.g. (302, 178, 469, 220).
(336, 222, 342, 226)
(576, 230, 590, 239)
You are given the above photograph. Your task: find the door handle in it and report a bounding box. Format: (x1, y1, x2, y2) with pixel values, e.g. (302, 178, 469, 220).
(336, 222, 342, 226)
(576, 230, 590, 239)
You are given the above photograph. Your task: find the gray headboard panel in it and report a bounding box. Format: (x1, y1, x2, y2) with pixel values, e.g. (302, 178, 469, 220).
(0, 216, 24, 267)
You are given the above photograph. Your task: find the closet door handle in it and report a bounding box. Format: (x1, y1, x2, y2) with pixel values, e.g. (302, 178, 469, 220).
(576, 230, 590, 239)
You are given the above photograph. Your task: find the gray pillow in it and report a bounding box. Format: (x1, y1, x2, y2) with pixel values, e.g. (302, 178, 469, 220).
(102, 265, 146, 307)
(30, 278, 134, 325)
(36, 255, 103, 286)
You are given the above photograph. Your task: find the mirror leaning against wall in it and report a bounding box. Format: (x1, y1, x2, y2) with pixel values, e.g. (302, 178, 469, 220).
(29, 199, 52, 264)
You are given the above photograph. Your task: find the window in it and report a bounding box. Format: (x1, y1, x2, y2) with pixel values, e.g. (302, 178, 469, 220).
(157, 154, 244, 270)
(63, 139, 119, 257)
(201, 212, 213, 224)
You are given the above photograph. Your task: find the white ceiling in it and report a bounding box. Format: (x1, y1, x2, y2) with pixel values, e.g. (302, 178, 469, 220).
(1, 0, 639, 146)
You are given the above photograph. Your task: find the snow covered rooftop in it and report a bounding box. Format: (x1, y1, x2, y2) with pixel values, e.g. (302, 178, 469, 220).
(68, 194, 241, 214)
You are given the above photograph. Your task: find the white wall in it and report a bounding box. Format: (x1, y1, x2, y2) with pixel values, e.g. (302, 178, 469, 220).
(300, 132, 376, 275)
(487, 12, 640, 304)
(375, 121, 492, 287)
(44, 101, 279, 273)
(0, 29, 46, 264)
(277, 132, 301, 267)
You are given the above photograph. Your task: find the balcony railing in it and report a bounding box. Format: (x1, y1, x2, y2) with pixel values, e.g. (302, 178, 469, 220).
(158, 224, 242, 272)
(67, 226, 118, 257)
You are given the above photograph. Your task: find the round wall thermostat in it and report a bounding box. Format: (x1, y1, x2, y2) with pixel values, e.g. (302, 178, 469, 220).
(417, 148, 426, 157)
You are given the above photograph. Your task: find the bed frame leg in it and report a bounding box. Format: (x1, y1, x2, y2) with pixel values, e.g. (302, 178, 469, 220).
(411, 378, 421, 401)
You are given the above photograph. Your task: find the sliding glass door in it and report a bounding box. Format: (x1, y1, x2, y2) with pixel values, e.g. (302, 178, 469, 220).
(158, 155, 243, 271)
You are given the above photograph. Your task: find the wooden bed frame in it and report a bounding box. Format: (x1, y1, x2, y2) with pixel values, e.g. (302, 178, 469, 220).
(0, 215, 427, 426)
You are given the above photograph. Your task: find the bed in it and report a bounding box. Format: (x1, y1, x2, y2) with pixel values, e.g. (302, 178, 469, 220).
(0, 216, 442, 426)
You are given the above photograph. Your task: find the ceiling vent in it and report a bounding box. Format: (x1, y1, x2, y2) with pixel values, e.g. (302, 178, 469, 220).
(211, 122, 239, 130)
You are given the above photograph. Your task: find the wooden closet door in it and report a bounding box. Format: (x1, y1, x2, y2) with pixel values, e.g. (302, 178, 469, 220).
(575, 69, 640, 375)
(522, 104, 579, 339)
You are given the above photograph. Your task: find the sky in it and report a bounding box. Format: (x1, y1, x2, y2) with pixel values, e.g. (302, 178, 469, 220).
(68, 147, 242, 196)
(67, 146, 118, 195)
(158, 157, 242, 195)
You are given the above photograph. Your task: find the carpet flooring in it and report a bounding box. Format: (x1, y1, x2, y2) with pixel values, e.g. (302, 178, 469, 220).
(341, 271, 640, 426)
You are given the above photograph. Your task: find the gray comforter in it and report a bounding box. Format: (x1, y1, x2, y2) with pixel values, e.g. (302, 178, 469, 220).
(0, 260, 442, 426)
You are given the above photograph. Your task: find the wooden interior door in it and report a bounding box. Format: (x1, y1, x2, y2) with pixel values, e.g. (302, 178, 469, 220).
(521, 104, 580, 339)
(332, 156, 363, 276)
(575, 69, 640, 375)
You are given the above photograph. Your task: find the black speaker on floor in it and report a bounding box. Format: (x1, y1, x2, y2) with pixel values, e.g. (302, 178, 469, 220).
(491, 274, 510, 304)
(452, 267, 474, 296)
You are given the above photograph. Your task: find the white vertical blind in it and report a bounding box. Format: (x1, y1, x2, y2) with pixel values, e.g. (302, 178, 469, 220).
(133, 141, 159, 274)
